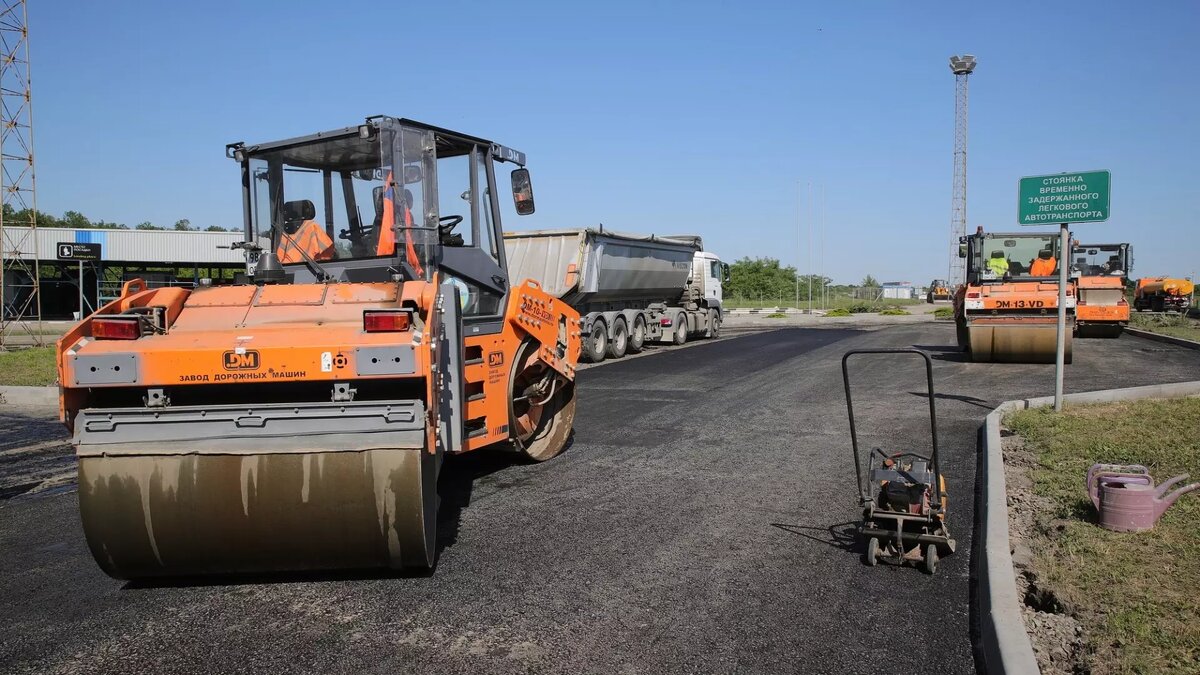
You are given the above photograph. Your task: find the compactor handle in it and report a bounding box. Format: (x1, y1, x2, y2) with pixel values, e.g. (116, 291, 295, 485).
(841, 348, 940, 508)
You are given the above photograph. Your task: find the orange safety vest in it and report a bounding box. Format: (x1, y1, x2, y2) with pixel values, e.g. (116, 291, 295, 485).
(1030, 257, 1056, 276)
(277, 220, 335, 263)
(375, 173, 423, 276)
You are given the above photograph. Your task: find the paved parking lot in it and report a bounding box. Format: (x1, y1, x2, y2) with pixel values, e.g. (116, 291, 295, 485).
(2, 324, 1198, 674)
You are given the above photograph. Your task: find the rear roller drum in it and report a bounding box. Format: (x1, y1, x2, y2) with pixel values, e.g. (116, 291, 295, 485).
(510, 340, 578, 462)
(77, 441, 441, 579)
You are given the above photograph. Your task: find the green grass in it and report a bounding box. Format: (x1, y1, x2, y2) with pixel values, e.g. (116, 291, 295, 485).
(878, 308, 910, 316)
(765, 312, 787, 319)
(726, 296, 921, 311)
(933, 307, 955, 320)
(0, 347, 58, 386)
(823, 308, 851, 317)
(1131, 313, 1200, 342)
(1007, 399, 1200, 674)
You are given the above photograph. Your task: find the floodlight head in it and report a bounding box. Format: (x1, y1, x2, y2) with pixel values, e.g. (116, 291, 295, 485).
(949, 54, 977, 75)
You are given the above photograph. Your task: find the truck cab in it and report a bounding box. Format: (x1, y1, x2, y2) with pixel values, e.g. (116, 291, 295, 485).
(691, 251, 728, 308)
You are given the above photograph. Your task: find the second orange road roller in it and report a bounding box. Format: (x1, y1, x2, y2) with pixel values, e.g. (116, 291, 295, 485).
(55, 116, 581, 579)
(1071, 242, 1131, 338)
(953, 228, 1075, 363)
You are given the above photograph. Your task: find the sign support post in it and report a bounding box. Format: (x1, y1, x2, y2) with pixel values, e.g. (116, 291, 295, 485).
(1054, 223, 1068, 411)
(78, 260, 84, 320)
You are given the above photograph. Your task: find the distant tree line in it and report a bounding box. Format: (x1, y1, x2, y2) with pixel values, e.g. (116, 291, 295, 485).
(723, 257, 880, 300)
(0, 204, 237, 232)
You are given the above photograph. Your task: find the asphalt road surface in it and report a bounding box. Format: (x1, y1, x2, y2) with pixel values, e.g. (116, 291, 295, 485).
(3, 324, 1198, 674)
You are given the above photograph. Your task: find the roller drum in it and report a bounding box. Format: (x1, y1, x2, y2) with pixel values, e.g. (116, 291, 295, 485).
(78, 446, 439, 579)
(967, 318, 1072, 364)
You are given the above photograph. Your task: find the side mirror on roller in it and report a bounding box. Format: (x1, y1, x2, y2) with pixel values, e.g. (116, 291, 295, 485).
(511, 168, 535, 215)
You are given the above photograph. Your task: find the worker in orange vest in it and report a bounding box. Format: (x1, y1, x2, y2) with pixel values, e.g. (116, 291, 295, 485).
(277, 215, 335, 263)
(1029, 249, 1057, 276)
(375, 176, 423, 276)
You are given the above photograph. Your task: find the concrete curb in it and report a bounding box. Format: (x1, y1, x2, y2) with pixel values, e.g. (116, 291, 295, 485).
(1125, 327, 1200, 351)
(980, 379, 1200, 674)
(0, 385, 58, 408)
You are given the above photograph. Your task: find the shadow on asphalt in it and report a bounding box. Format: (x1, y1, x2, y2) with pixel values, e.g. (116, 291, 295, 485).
(912, 344, 960, 353)
(907, 391, 994, 410)
(910, 343, 972, 363)
(771, 520, 860, 554)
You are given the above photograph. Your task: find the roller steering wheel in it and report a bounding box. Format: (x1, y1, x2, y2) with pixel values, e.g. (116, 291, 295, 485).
(439, 215, 463, 234)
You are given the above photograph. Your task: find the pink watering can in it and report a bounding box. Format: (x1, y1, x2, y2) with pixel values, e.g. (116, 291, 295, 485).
(1087, 463, 1200, 533)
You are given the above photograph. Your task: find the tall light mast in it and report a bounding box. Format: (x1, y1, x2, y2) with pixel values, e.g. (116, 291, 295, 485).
(947, 54, 976, 288)
(0, 0, 41, 348)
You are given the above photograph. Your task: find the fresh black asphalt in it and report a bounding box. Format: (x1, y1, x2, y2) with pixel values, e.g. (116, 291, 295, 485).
(2, 323, 1198, 674)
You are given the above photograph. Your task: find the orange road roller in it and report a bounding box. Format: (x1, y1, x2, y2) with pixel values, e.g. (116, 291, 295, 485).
(56, 117, 581, 579)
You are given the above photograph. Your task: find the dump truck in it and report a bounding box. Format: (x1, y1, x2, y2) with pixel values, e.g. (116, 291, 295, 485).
(926, 279, 951, 303)
(1071, 243, 1131, 338)
(504, 228, 727, 363)
(55, 117, 582, 579)
(953, 228, 1075, 363)
(1134, 277, 1194, 313)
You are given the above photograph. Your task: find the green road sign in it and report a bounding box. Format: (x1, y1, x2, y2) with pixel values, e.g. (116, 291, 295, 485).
(1018, 170, 1110, 225)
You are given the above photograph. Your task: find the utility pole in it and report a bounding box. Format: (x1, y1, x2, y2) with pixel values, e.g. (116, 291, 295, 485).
(807, 182, 813, 311)
(0, 0, 42, 348)
(947, 54, 977, 289)
(795, 180, 801, 309)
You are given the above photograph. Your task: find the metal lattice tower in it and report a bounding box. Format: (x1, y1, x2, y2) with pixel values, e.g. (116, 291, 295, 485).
(0, 0, 41, 348)
(947, 54, 976, 288)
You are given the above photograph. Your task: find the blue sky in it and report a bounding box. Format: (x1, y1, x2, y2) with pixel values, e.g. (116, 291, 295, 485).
(32, 0, 1199, 284)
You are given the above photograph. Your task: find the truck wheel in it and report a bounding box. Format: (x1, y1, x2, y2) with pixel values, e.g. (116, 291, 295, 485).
(672, 313, 688, 345)
(607, 318, 628, 359)
(705, 309, 720, 338)
(584, 321, 607, 363)
(628, 315, 646, 353)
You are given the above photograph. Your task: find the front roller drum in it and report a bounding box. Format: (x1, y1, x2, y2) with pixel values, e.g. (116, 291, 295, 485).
(78, 445, 440, 579)
(967, 320, 1072, 364)
(510, 340, 577, 462)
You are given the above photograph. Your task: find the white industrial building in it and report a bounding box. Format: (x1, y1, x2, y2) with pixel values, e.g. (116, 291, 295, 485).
(2, 226, 244, 319)
(880, 281, 915, 300)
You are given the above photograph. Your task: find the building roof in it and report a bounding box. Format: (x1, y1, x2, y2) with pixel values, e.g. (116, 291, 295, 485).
(1, 226, 244, 265)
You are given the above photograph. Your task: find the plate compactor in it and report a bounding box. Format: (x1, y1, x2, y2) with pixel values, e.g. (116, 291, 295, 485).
(841, 349, 955, 574)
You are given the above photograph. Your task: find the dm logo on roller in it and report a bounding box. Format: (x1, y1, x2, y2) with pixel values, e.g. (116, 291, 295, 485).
(222, 350, 260, 370)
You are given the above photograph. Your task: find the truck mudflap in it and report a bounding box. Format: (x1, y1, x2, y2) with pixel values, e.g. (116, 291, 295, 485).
(74, 400, 440, 579)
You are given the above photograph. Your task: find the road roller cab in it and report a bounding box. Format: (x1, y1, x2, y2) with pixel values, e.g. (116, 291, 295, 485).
(1071, 243, 1131, 338)
(55, 117, 582, 579)
(953, 229, 1075, 363)
(926, 279, 951, 303)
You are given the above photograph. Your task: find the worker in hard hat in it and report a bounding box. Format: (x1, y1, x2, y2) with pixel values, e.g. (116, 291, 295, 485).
(277, 200, 335, 264)
(1030, 249, 1057, 276)
(986, 250, 1009, 276)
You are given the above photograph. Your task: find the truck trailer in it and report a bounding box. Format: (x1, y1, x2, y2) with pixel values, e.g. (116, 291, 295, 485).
(504, 228, 726, 363)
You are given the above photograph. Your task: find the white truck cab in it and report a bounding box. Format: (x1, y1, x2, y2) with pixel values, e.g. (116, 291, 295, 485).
(692, 250, 727, 307)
